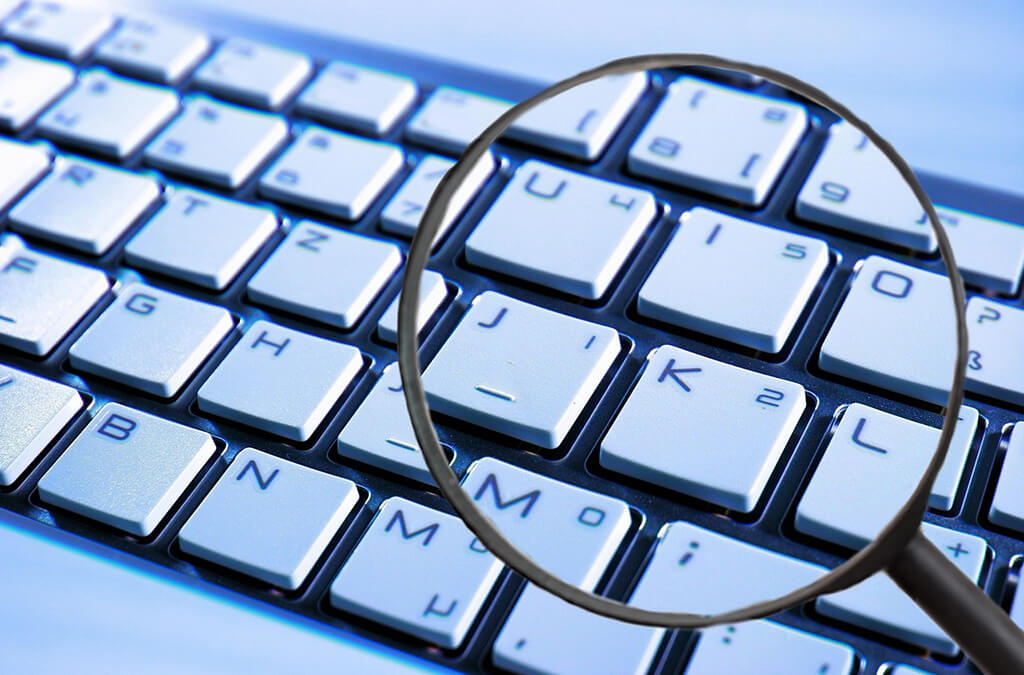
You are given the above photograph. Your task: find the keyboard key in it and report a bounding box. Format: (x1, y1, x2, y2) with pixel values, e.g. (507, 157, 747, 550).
(628, 77, 806, 206)
(37, 69, 179, 158)
(178, 447, 359, 590)
(95, 18, 210, 84)
(68, 282, 233, 398)
(379, 153, 495, 247)
(9, 157, 160, 254)
(637, 207, 829, 352)
(683, 620, 855, 675)
(0, 44, 74, 130)
(819, 256, 955, 404)
(937, 206, 1024, 294)
(0, 365, 83, 486)
(37, 403, 216, 536)
(888, 666, 933, 675)
(0, 234, 109, 355)
(988, 423, 1024, 533)
(330, 497, 502, 648)
(258, 126, 403, 220)
(376, 269, 447, 344)
(197, 320, 363, 442)
(337, 363, 453, 485)
(816, 522, 986, 656)
(193, 38, 311, 109)
(964, 297, 1024, 406)
(124, 188, 277, 290)
(493, 585, 664, 675)
(506, 73, 647, 161)
(248, 222, 401, 329)
(1, 2, 113, 61)
(465, 160, 656, 299)
(144, 96, 288, 189)
(0, 138, 49, 210)
(601, 345, 805, 512)
(297, 61, 416, 136)
(424, 291, 619, 448)
(406, 86, 512, 154)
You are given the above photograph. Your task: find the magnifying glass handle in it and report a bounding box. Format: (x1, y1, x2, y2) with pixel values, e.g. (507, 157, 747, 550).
(886, 529, 1024, 674)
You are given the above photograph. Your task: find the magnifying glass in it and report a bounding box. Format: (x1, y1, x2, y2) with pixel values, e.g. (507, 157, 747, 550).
(396, 54, 1024, 673)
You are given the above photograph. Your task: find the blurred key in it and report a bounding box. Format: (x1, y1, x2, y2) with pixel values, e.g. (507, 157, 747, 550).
(506, 73, 646, 161)
(0, 44, 74, 130)
(258, 126, 402, 220)
(95, 19, 210, 84)
(37, 403, 216, 536)
(9, 156, 159, 254)
(69, 282, 233, 398)
(197, 320, 363, 442)
(193, 38, 311, 109)
(247, 222, 401, 329)
(1, 2, 113, 61)
(144, 96, 288, 189)
(125, 188, 277, 291)
(330, 497, 503, 648)
(0, 234, 109, 355)
(965, 297, 1024, 406)
(684, 621, 855, 675)
(376, 269, 447, 344)
(406, 86, 511, 154)
(297, 61, 416, 136)
(628, 77, 806, 206)
(637, 207, 828, 352)
(465, 160, 656, 299)
(179, 447, 360, 590)
(0, 138, 49, 210)
(988, 423, 1024, 533)
(0, 365, 83, 486)
(38, 69, 179, 158)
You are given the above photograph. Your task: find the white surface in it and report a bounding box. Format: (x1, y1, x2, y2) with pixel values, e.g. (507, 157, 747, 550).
(684, 620, 855, 675)
(938, 206, 1024, 294)
(0, 137, 49, 209)
(1, 1, 112, 60)
(406, 86, 511, 155)
(95, 16, 211, 83)
(0, 44, 75, 130)
(965, 297, 1024, 406)
(297, 60, 417, 136)
(193, 37, 310, 109)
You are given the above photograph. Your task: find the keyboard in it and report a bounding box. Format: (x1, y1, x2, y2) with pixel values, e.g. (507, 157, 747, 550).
(1, 2, 1023, 673)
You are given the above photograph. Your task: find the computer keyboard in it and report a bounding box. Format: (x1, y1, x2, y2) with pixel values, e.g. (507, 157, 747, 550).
(1, 2, 1024, 673)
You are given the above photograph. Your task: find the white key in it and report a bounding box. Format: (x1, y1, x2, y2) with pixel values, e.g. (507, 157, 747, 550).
(684, 621, 856, 675)
(601, 345, 805, 512)
(0, 365, 83, 486)
(95, 19, 210, 84)
(379, 153, 495, 247)
(197, 320, 363, 442)
(247, 222, 402, 329)
(796, 403, 978, 547)
(124, 188, 277, 290)
(144, 96, 288, 189)
(69, 282, 233, 398)
(8, 157, 159, 254)
(819, 256, 955, 404)
(0, 138, 49, 210)
(988, 423, 1024, 533)
(493, 585, 664, 675)
(0, 44, 74, 130)
(37, 69, 179, 158)
(37, 403, 216, 536)
(0, 234, 109, 355)
(297, 61, 416, 135)
(423, 291, 620, 449)
(888, 667, 932, 675)
(465, 160, 656, 299)
(376, 270, 447, 344)
(629, 522, 824, 614)
(817, 523, 986, 656)
(1, 2, 113, 61)
(506, 73, 647, 161)
(330, 497, 502, 648)
(337, 363, 453, 485)
(406, 86, 511, 154)
(463, 457, 630, 587)
(965, 297, 1024, 406)
(637, 207, 829, 352)
(193, 38, 311, 109)
(937, 206, 1024, 293)
(628, 77, 807, 206)
(258, 126, 403, 220)
(796, 121, 937, 252)
(178, 447, 360, 590)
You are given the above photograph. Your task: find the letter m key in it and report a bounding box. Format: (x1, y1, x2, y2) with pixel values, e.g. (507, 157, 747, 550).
(473, 473, 540, 518)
